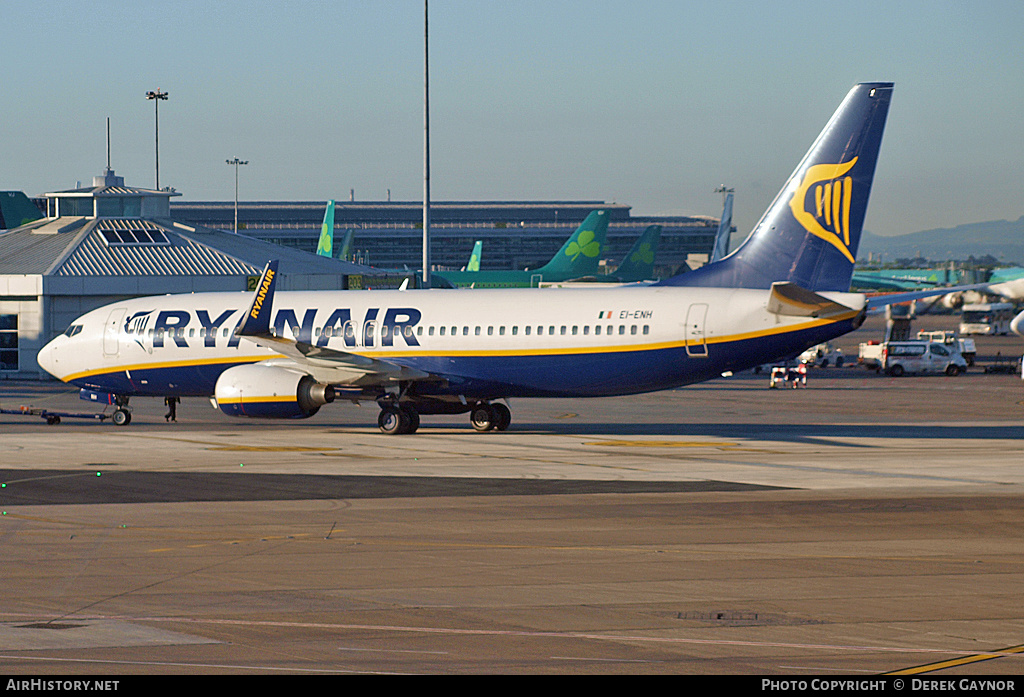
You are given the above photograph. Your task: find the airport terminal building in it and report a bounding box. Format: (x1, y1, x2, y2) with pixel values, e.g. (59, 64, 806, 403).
(0, 171, 394, 379)
(3, 177, 722, 380)
(171, 200, 721, 275)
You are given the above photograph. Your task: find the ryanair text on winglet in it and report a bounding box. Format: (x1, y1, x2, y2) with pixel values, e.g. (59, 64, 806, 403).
(251, 268, 275, 319)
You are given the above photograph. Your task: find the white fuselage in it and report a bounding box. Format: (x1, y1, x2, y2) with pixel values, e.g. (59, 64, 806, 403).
(38, 285, 866, 401)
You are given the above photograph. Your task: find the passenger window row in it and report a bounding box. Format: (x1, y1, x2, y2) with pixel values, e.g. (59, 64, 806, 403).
(312, 324, 652, 338)
(131, 324, 653, 341)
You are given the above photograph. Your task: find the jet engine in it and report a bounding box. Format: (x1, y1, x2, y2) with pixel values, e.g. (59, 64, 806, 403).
(214, 364, 335, 418)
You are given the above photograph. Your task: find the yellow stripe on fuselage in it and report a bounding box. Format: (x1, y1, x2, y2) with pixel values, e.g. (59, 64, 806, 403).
(62, 353, 275, 383)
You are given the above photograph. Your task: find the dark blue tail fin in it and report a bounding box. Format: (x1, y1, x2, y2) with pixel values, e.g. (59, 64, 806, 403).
(659, 83, 893, 292)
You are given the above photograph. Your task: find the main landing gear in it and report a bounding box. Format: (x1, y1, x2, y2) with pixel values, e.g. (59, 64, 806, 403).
(375, 400, 512, 434)
(377, 404, 421, 435)
(470, 402, 511, 432)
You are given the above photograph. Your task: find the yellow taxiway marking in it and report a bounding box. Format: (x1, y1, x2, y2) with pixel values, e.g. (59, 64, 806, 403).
(131, 434, 341, 453)
(206, 446, 340, 452)
(885, 644, 1024, 675)
(586, 440, 740, 448)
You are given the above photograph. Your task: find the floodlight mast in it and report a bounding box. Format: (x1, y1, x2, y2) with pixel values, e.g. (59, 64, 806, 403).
(226, 158, 249, 234)
(422, 0, 431, 288)
(145, 89, 168, 189)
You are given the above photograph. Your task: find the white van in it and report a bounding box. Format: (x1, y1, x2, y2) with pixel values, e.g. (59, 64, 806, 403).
(882, 340, 968, 377)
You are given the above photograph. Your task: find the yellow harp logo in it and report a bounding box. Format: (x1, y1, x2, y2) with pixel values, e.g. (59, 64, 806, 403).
(788, 157, 858, 263)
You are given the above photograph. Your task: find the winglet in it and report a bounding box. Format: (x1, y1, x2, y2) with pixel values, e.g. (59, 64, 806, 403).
(236, 260, 279, 336)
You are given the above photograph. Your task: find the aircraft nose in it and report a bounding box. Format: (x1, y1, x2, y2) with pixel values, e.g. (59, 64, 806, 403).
(36, 337, 61, 378)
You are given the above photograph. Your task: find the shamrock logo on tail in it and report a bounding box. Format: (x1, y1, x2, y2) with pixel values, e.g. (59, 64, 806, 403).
(630, 242, 654, 265)
(565, 230, 601, 261)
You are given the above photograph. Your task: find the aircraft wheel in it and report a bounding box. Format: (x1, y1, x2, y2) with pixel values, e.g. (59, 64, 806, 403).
(836, 357, 844, 368)
(470, 405, 496, 432)
(401, 406, 420, 433)
(492, 403, 511, 431)
(378, 406, 409, 435)
(112, 408, 132, 426)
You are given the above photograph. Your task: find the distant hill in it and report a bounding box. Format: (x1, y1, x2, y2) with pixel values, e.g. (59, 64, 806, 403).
(859, 216, 1024, 264)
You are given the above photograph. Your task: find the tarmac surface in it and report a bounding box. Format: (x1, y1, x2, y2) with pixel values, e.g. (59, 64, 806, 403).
(2, 314, 1024, 675)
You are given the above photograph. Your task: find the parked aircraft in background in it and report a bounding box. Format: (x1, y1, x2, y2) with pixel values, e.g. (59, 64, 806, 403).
(430, 210, 608, 288)
(39, 83, 900, 433)
(710, 192, 733, 263)
(315, 200, 335, 257)
(0, 191, 43, 231)
(314, 200, 355, 261)
(1011, 308, 1024, 337)
(465, 241, 482, 272)
(532, 225, 662, 285)
(594, 224, 661, 283)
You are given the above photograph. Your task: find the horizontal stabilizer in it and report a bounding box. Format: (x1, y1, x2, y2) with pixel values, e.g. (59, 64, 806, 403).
(767, 282, 855, 318)
(864, 283, 990, 309)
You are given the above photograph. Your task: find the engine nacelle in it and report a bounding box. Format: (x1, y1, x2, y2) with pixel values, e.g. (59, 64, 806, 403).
(214, 364, 335, 419)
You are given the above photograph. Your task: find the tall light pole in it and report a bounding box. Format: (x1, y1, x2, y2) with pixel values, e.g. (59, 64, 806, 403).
(145, 89, 168, 189)
(422, 0, 431, 288)
(226, 158, 248, 233)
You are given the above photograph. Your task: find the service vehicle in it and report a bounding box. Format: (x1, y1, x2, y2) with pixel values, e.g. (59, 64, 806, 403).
(858, 340, 884, 369)
(881, 340, 968, 377)
(915, 329, 977, 365)
(799, 342, 844, 367)
(960, 303, 1014, 335)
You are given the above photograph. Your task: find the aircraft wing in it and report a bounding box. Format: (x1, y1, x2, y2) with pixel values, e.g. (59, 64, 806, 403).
(234, 261, 436, 385)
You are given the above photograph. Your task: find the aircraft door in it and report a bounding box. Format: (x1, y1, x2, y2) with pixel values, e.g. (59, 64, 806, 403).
(103, 308, 126, 357)
(685, 304, 708, 357)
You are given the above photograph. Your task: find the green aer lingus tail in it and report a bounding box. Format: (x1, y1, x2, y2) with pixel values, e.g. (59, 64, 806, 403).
(316, 200, 355, 261)
(465, 240, 482, 271)
(315, 200, 336, 257)
(432, 210, 609, 288)
(599, 224, 661, 283)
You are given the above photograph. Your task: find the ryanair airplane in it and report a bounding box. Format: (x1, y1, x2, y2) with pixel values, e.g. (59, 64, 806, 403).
(38, 83, 894, 434)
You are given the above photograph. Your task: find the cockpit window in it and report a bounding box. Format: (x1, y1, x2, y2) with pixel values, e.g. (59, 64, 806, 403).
(63, 324, 83, 338)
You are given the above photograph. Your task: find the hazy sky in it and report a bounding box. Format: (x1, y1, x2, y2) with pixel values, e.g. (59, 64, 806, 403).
(3, 0, 1022, 237)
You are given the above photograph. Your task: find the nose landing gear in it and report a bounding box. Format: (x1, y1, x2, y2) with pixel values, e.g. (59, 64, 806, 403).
(111, 395, 132, 426)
